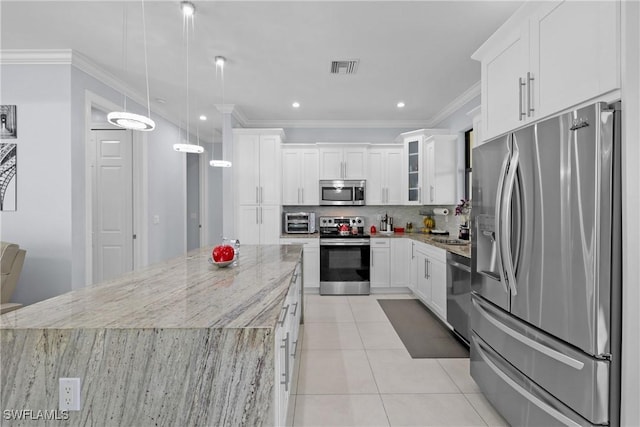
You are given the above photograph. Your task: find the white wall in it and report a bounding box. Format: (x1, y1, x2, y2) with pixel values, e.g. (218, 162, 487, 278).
(0, 65, 74, 304)
(0, 63, 196, 305)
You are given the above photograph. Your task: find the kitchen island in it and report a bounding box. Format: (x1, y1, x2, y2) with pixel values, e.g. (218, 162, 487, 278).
(0, 245, 303, 426)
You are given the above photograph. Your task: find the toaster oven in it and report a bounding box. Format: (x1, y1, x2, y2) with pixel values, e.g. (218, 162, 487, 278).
(284, 212, 316, 234)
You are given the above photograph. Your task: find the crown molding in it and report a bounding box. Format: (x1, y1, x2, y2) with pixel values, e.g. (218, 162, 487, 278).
(425, 81, 481, 128)
(1, 49, 177, 127)
(240, 119, 430, 129)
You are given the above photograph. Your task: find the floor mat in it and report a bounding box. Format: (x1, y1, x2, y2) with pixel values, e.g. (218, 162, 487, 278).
(378, 299, 469, 358)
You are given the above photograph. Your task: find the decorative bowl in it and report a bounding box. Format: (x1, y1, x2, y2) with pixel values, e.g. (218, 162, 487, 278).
(208, 257, 235, 268)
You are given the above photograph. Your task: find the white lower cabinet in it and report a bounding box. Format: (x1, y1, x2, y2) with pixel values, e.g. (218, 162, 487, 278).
(412, 241, 447, 321)
(390, 239, 410, 288)
(280, 238, 320, 289)
(274, 260, 302, 426)
(370, 238, 390, 288)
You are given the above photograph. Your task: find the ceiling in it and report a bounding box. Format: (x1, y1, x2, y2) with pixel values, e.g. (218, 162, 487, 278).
(1, 1, 522, 135)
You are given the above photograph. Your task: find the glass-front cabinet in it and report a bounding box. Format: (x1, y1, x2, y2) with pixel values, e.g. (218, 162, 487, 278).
(407, 139, 421, 204)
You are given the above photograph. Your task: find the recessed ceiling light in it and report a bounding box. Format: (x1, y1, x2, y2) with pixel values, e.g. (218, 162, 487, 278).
(199, 115, 207, 121)
(215, 56, 226, 68)
(181, 1, 195, 17)
(397, 102, 405, 108)
(292, 102, 300, 108)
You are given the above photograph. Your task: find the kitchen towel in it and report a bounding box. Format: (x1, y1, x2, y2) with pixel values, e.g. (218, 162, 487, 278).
(378, 299, 469, 358)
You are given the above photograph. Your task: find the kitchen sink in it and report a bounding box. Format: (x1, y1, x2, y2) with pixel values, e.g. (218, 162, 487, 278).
(432, 237, 469, 245)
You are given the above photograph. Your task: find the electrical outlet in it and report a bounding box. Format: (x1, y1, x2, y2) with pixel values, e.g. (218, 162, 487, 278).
(59, 378, 81, 411)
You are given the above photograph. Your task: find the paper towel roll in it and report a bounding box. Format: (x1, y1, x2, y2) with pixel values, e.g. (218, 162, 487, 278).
(433, 208, 449, 216)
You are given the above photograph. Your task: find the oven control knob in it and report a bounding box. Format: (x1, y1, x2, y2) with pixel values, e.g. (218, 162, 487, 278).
(355, 218, 363, 225)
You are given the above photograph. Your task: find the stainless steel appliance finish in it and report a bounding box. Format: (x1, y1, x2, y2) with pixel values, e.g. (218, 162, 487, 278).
(319, 216, 370, 295)
(446, 251, 471, 344)
(319, 180, 366, 206)
(284, 212, 316, 234)
(470, 102, 622, 426)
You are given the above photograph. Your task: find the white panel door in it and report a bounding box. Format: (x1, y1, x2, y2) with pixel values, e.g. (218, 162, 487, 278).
(344, 147, 367, 179)
(367, 149, 385, 205)
(259, 205, 281, 245)
(235, 134, 260, 205)
(303, 245, 320, 288)
(281, 149, 300, 205)
(370, 245, 390, 288)
(238, 205, 260, 245)
(532, 0, 619, 118)
(390, 239, 409, 287)
(300, 149, 319, 205)
(424, 142, 436, 204)
(92, 130, 133, 283)
(482, 24, 530, 139)
(386, 148, 404, 205)
(429, 258, 447, 320)
(258, 135, 281, 205)
(319, 147, 343, 179)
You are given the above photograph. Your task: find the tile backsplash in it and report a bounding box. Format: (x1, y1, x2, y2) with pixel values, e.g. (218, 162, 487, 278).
(283, 205, 466, 237)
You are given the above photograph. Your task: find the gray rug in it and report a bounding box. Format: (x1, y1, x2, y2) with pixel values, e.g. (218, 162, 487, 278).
(378, 299, 469, 358)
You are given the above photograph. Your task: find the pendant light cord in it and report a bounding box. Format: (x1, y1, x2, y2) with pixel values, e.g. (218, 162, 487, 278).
(122, 5, 128, 112)
(141, 0, 152, 120)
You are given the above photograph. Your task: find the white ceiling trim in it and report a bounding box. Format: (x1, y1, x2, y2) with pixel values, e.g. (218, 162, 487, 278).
(241, 119, 431, 129)
(425, 81, 481, 128)
(0, 49, 176, 127)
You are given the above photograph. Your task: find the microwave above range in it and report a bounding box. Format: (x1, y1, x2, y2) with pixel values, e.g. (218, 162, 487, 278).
(283, 212, 316, 234)
(319, 180, 366, 206)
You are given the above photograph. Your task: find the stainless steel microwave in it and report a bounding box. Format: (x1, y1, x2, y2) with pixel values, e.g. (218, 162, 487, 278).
(319, 180, 366, 206)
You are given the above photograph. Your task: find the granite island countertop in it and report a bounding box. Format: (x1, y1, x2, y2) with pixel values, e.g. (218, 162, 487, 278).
(0, 245, 303, 427)
(0, 245, 303, 330)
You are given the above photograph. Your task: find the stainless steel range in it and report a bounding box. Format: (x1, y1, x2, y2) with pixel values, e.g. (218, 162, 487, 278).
(319, 216, 370, 295)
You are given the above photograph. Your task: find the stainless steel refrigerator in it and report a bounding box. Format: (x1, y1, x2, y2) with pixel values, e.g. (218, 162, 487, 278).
(470, 102, 622, 426)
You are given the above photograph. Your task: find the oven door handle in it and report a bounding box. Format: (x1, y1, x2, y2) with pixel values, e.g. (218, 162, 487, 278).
(320, 239, 370, 246)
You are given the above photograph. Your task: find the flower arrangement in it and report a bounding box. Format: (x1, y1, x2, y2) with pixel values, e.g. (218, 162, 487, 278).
(455, 199, 471, 216)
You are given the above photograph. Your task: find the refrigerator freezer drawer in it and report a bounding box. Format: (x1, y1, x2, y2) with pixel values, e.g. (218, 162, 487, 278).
(471, 334, 600, 427)
(470, 295, 609, 425)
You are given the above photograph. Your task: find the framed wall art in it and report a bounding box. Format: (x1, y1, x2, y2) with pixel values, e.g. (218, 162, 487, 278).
(0, 105, 17, 139)
(0, 143, 17, 211)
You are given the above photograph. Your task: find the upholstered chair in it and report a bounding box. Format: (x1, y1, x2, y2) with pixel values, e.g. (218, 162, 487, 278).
(0, 242, 26, 314)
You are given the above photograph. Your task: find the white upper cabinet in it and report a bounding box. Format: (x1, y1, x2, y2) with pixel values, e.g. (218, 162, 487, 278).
(282, 146, 319, 206)
(367, 146, 403, 205)
(233, 129, 284, 244)
(234, 130, 283, 206)
(318, 144, 368, 180)
(400, 130, 458, 205)
(473, 0, 620, 141)
(424, 135, 458, 205)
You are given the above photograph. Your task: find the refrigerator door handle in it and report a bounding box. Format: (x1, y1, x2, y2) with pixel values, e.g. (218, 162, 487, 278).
(501, 143, 519, 296)
(474, 337, 584, 427)
(473, 298, 585, 370)
(494, 145, 511, 294)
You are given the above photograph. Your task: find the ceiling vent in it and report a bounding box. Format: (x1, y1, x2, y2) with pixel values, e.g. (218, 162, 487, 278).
(330, 59, 359, 74)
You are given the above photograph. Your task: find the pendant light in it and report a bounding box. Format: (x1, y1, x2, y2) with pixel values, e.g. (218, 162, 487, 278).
(173, 1, 203, 154)
(108, 0, 155, 131)
(210, 56, 232, 167)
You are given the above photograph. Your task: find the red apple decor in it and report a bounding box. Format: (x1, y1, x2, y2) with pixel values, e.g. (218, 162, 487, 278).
(211, 245, 235, 267)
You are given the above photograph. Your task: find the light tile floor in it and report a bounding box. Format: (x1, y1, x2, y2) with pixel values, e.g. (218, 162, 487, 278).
(292, 293, 509, 427)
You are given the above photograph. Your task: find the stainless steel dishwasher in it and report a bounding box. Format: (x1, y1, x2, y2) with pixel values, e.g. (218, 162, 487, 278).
(446, 252, 471, 344)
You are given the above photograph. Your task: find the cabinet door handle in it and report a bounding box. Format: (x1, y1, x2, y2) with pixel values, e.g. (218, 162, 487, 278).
(427, 260, 430, 279)
(412, 242, 415, 259)
(260, 186, 263, 204)
(527, 72, 535, 117)
(256, 186, 259, 204)
(291, 301, 299, 317)
(430, 186, 434, 202)
(424, 259, 427, 278)
(260, 207, 263, 224)
(291, 339, 298, 358)
(280, 332, 290, 391)
(278, 304, 289, 327)
(519, 77, 526, 121)
(255, 207, 259, 224)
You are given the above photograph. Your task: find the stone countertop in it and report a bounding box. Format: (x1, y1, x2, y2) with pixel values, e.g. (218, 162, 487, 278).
(279, 231, 470, 258)
(280, 233, 320, 239)
(0, 245, 303, 330)
(369, 232, 471, 258)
